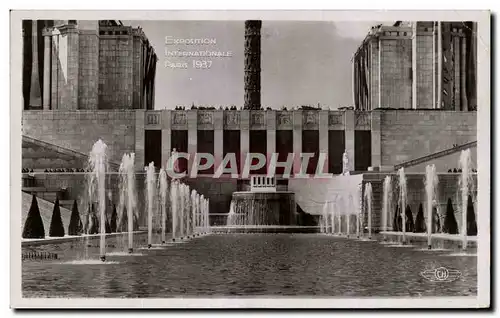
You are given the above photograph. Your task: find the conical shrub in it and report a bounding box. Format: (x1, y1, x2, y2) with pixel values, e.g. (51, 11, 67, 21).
(405, 205, 414, 233)
(443, 198, 459, 234)
(414, 203, 426, 233)
(118, 207, 128, 232)
(49, 198, 65, 237)
(133, 213, 139, 231)
(467, 195, 477, 236)
(86, 204, 99, 234)
(68, 200, 83, 236)
(105, 217, 112, 234)
(22, 194, 45, 238)
(110, 204, 117, 233)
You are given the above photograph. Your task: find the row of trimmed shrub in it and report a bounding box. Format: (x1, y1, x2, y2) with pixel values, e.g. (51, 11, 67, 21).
(391, 196, 477, 235)
(22, 195, 138, 239)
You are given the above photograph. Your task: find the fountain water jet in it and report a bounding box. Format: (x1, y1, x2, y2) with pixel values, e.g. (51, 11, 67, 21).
(382, 176, 392, 241)
(425, 164, 439, 249)
(145, 162, 156, 248)
(178, 183, 186, 240)
(88, 140, 108, 262)
(364, 183, 373, 239)
(200, 195, 205, 234)
(191, 190, 197, 236)
(337, 199, 342, 235)
(170, 180, 178, 241)
(459, 149, 473, 249)
(398, 168, 408, 244)
(330, 200, 335, 234)
(346, 194, 353, 238)
(321, 203, 328, 233)
(159, 168, 168, 244)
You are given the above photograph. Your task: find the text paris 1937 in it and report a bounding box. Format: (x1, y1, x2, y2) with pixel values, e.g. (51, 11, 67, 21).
(164, 60, 213, 69)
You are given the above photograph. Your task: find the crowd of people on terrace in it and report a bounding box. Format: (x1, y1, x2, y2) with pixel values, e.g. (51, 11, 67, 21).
(171, 104, 335, 111)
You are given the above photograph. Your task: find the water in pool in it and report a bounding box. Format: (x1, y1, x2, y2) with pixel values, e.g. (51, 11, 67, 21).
(22, 233, 477, 298)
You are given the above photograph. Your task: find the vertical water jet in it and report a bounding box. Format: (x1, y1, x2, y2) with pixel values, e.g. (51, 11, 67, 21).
(398, 168, 407, 244)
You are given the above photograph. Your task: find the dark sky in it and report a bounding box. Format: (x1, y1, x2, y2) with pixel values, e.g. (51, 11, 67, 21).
(125, 20, 379, 110)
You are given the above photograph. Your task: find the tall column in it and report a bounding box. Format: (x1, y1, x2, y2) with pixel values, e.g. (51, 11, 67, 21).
(292, 111, 302, 175)
(453, 34, 461, 111)
(161, 111, 172, 169)
(244, 20, 261, 110)
(42, 29, 51, 110)
(319, 110, 329, 173)
(29, 20, 42, 108)
(266, 110, 276, 175)
(187, 110, 198, 176)
(432, 22, 436, 109)
(213, 110, 224, 171)
(344, 109, 355, 172)
(437, 22, 442, 109)
(240, 110, 250, 176)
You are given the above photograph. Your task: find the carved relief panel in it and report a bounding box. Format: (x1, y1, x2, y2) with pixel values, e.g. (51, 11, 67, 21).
(223, 111, 240, 130)
(302, 110, 319, 130)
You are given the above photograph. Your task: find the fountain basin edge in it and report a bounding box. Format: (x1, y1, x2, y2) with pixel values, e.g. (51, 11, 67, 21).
(21, 231, 147, 247)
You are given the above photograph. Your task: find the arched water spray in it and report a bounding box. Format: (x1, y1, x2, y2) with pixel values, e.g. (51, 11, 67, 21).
(145, 162, 156, 248)
(364, 182, 373, 239)
(398, 168, 407, 244)
(88, 140, 108, 262)
(459, 149, 473, 249)
(382, 176, 392, 239)
(425, 164, 439, 249)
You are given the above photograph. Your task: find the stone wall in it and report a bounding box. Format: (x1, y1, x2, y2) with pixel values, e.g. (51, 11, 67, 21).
(22, 111, 137, 164)
(380, 38, 412, 109)
(98, 30, 134, 109)
(22, 138, 87, 169)
(78, 30, 99, 110)
(378, 109, 477, 166)
(415, 23, 435, 109)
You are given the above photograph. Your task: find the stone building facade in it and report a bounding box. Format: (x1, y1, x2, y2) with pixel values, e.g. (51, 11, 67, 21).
(22, 20, 157, 111)
(20, 20, 478, 222)
(22, 108, 477, 174)
(353, 21, 477, 111)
